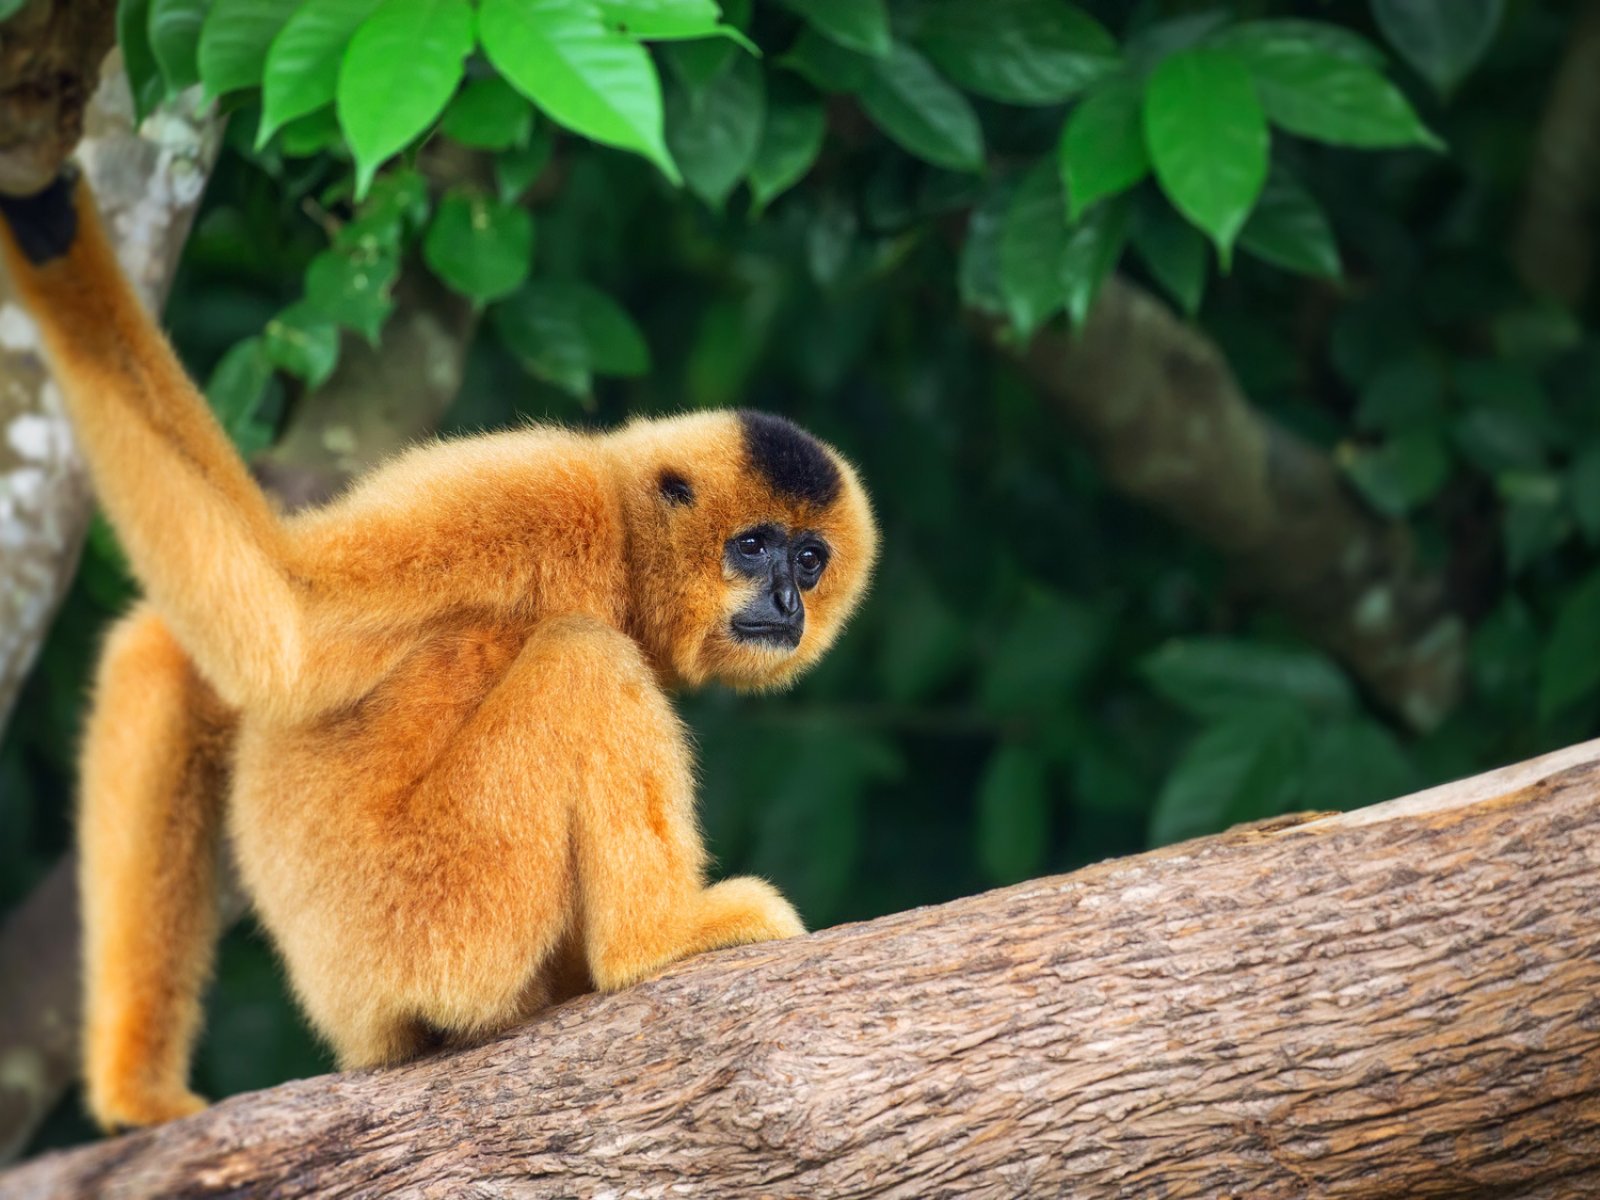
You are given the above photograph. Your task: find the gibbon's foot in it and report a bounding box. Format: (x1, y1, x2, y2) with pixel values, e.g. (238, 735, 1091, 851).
(93, 1085, 208, 1131)
(590, 876, 806, 993)
(689, 876, 807, 951)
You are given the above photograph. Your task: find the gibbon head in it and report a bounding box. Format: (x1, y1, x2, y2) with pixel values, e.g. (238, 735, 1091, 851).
(613, 409, 877, 691)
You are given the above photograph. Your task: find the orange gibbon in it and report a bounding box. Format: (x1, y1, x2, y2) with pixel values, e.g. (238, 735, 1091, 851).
(0, 171, 877, 1131)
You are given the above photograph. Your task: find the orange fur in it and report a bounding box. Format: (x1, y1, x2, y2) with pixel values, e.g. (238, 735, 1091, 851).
(0, 177, 877, 1130)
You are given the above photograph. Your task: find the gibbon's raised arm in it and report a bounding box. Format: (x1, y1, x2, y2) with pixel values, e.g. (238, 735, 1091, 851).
(0, 172, 304, 712)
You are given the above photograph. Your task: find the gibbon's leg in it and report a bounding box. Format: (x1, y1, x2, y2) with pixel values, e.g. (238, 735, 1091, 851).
(536, 618, 806, 992)
(78, 607, 233, 1130)
(311, 615, 802, 1065)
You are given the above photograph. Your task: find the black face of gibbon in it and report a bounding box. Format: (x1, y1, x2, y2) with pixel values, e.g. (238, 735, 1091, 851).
(725, 524, 832, 648)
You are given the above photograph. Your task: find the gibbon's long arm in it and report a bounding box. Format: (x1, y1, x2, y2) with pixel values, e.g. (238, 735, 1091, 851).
(0, 172, 304, 712)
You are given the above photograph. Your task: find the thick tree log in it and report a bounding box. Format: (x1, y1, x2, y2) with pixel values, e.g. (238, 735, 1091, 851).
(4, 739, 1599, 1198)
(1011, 278, 1465, 732)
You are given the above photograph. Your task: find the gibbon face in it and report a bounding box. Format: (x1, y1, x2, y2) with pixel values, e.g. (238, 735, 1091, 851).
(614, 410, 877, 691)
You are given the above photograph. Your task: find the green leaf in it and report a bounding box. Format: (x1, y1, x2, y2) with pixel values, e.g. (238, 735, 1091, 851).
(598, 0, 728, 41)
(1371, 0, 1502, 98)
(1341, 430, 1451, 516)
(304, 242, 399, 342)
(262, 303, 341, 389)
(915, 0, 1118, 105)
(1539, 569, 1600, 719)
(1141, 638, 1356, 720)
(781, 0, 889, 57)
(1211, 19, 1386, 69)
(1149, 705, 1309, 845)
(275, 105, 344, 158)
(1143, 48, 1268, 265)
(666, 51, 765, 210)
(877, 566, 965, 702)
(204, 336, 276, 455)
(440, 77, 535, 150)
(1060, 192, 1129, 328)
(0, 0, 26, 18)
(339, 167, 432, 250)
(859, 43, 984, 173)
(1471, 596, 1537, 702)
(747, 96, 825, 215)
(1060, 77, 1147, 220)
(337, 0, 473, 198)
(1354, 355, 1445, 434)
(480, 0, 679, 184)
(423, 190, 535, 303)
(1570, 445, 1600, 542)
(197, 0, 300, 97)
(748, 730, 898, 924)
(998, 159, 1068, 337)
(976, 745, 1051, 885)
(1234, 42, 1442, 149)
(1238, 168, 1341, 278)
(259, 0, 383, 147)
(979, 592, 1104, 716)
(118, 0, 166, 122)
(493, 279, 651, 397)
(149, 0, 206, 93)
(958, 173, 1020, 315)
(1502, 485, 1569, 576)
(496, 127, 555, 201)
(1299, 720, 1417, 811)
(663, 34, 738, 94)
(1129, 194, 1207, 316)
(777, 27, 870, 92)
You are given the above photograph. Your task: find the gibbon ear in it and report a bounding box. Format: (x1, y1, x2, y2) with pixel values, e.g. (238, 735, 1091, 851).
(657, 470, 695, 506)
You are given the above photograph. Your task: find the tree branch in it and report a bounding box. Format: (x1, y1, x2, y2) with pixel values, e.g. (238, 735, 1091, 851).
(5, 739, 1598, 1197)
(1003, 277, 1465, 731)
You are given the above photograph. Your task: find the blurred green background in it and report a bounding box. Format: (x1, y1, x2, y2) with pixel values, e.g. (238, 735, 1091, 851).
(5, 0, 1599, 1154)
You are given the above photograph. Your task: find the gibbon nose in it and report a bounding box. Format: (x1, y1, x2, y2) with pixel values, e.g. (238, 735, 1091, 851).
(773, 580, 800, 617)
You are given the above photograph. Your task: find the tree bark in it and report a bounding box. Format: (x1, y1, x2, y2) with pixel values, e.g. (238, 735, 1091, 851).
(1007, 278, 1465, 732)
(5, 739, 1598, 1199)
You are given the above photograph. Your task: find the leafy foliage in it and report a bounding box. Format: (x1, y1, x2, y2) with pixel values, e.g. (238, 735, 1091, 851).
(9, 0, 1597, 1151)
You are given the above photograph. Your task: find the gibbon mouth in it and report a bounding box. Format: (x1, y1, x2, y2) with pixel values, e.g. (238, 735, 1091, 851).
(730, 618, 803, 649)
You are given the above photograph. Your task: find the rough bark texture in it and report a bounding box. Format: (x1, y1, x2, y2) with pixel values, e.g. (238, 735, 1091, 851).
(5, 739, 1599, 1199)
(0, 0, 116, 196)
(1012, 277, 1465, 732)
(1512, 0, 1600, 303)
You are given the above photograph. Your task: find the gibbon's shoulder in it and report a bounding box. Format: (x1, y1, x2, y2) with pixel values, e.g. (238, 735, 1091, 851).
(286, 424, 605, 528)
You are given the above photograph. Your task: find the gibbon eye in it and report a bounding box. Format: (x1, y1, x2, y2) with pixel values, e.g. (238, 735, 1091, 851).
(795, 545, 827, 580)
(736, 533, 765, 558)
(658, 470, 694, 506)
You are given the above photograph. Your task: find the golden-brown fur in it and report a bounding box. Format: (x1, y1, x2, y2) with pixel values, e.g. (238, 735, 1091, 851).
(0, 177, 877, 1130)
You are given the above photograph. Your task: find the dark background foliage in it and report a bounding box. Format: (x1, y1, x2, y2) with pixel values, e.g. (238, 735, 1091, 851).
(4, 0, 1594, 1151)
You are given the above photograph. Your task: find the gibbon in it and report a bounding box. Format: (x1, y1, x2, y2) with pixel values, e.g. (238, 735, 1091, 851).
(0, 171, 878, 1131)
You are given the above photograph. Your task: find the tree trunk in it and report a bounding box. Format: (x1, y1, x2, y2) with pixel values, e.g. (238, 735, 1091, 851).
(5, 739, 1598, 1199)
(1007, 278, 1465, 733)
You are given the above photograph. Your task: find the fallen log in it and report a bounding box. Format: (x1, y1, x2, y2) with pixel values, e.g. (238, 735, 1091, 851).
(4, 740, 1599, 1199)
